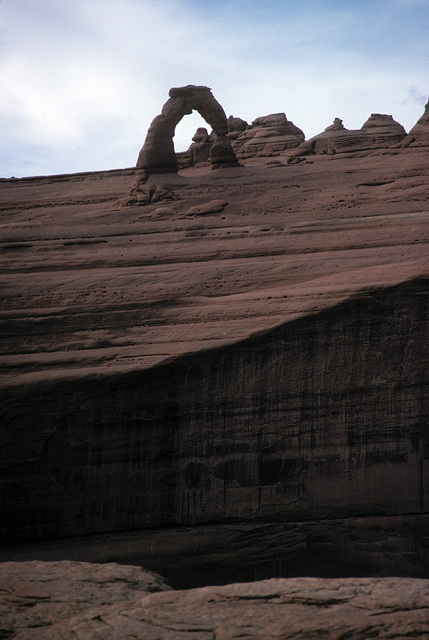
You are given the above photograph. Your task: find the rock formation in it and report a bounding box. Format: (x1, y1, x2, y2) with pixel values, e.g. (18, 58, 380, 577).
(137, 85, 238, 172)
(0, 100, 428, 588)
(226, 114, 249, 139)
(178, 112, 305, 169)
(402, 97, 429, 147)
(290, 113, 406, 157)
(2, 562, 428, 640)
(231, 112, 305, 158)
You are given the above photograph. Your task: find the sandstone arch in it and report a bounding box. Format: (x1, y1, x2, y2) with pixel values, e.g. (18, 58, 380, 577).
(137, 85, 238, 172)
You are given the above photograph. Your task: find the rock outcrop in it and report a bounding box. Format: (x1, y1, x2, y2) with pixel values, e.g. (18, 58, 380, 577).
(402, 97, 429, 147)
(2, 562, 428, 640)
(290, 113, 406, 157)
(137, 85, 238, 172)
(231, 112, 305, 158)
(179, 111, 407, 166)
(121, 168, 179, 205)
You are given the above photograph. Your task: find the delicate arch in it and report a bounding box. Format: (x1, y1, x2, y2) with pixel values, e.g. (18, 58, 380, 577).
(137, 85, 238, 172)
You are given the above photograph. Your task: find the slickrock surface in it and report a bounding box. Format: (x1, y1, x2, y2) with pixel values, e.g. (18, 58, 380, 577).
(1, 149, 427, 386)
(0, 146, 428, 572)
(2, 563, 428, 640)
(0, 561, 171, 638)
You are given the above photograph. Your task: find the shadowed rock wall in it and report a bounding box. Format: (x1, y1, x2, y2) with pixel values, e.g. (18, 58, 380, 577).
(1, 279, 428, 541)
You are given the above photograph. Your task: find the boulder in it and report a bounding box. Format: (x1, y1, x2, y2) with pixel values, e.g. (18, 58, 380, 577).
(122, 169, 178, 205)
(178, 112, 304, 168)
(288, 117, 349, 157)
(187, 199, 228, 215)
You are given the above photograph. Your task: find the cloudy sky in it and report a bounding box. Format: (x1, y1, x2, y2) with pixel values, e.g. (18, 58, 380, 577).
(1, 0, 428, 178)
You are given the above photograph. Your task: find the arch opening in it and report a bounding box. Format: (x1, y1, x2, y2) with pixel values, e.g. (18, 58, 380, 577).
(136, 85, 238, 172)
(173, 111, 211, 152)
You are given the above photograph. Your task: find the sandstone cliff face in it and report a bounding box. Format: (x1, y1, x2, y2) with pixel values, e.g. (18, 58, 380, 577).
(3, 514, 427, 589)
(1, 279, 427, 540)
(0, 143, 428, 581)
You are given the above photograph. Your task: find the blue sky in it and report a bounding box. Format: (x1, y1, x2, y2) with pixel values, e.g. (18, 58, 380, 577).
(0, 0, 428, 177)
